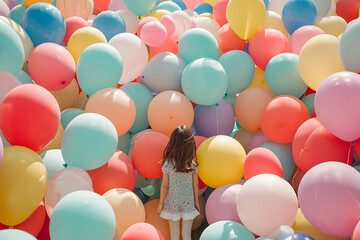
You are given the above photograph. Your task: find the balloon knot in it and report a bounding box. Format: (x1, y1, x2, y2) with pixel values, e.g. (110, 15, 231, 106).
(86, 94, 89, 99)
(63, 163, 68, 168)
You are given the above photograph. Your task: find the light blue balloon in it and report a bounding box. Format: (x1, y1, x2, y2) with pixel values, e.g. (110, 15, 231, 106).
(92, 11, 126, 41)
(178, 28, 219, 64)
(123, 0, 157, 16)
(117, 132, 131, 154)
(219, 50, 255, 95)
(282, 0, 317, 35)
(76, 43, 123, 95)
(200, 221, 255, 240)
(301, 93, 315, 116)
(120, 82, 153, 134)
(0, 19, 24, 75)
(0, 229, 36, 240)
(181, 58, 227, 105)
(141, 52, 186, 94)
(261, 143, 296, 181)
(170, 0, 186, 10)
(50, 190, 116, 240)
(265, 53, 307, 98)
(61, 113, 118, 170)
(339, 18, 360, 72)
(61, 108, 85, 130)
(15, 69, 33, 84)
(40, 149, 66, 180)
(10, 4, 28, 27)
(156, 1, 181, 12)
(263, 0, 269, 9)
(193, 3, 213, 15)
(313, 0, 331, 18)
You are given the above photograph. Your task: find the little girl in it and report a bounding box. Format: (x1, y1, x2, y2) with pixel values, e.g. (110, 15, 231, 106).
(156, 125, 200, 240)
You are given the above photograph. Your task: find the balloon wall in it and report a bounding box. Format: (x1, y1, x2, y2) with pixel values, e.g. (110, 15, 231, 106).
(0, 0, 359, 239)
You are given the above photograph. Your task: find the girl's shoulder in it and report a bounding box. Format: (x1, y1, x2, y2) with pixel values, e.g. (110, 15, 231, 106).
(162, 159, 175, 174)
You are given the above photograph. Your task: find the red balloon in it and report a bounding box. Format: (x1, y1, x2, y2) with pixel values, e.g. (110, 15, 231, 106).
(0, 201, 45, 237)
(37, 214, 50, 240)
(291, 168, 305, 193)
(0, 85, 60, 151)
(213, 0, 229, 27)
(63, 16, 88, 46)
(249, 29, 290, 71)
(194, 135, 207, 149)
(217, 23, 247, 53)
(122, 222, 164, 240)
(132, 132, 169, 179)
(93, 0, 109, 12)
(87, 151, 136, 195)
(336, 0, 360, 23)
(150, 37, 178, 57)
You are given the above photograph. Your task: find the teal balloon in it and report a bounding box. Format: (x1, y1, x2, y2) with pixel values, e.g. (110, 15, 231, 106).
(135, 172, 150, 188)
(61, 108, 85, 130)
(181, 58, 228, 105)
(219, 50, 255, 95)
(50, 190, 116, 240)
(123, 0, 157, 16)
(140, 178, 162, 199)
(301, 93, 315, 116)
(265, 53, 307, 98)
(120, 82, 154, 134)
(156, 1, 181, 12)
(0, 19, 25, 75)
(261, 143, 295, 181)
(200, 221, 255, 240)
(193, 3, 213, 15)
(178, 28, 219, 64)
(76, 43, 123, 96)
(40, 149, 66, 180)
(61, 113, 118, 170)
(10, 5, 28, 27)
(0, 229, 37, 240)
(339, 18, 360, 72)
(141, 52, 186, 94)
(117, 132, 131, 155)
(223, 93, 236, 108)
(15, 69, 33, 84)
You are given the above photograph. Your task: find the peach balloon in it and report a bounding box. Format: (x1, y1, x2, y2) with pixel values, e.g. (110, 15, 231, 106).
(234, 87, 273, 132)
(73, 91, 89, 110)
(233, 128, 256, 154)
(56, 0, 94, 20)
(50, 79, 80, 112)
(37, 125, 64, 155)
(85, 88, 136, 136)
(144, 199, 170, 240)
(217, 23, 247, 53)
(148, 91, 194, 137)
(261, 11, 288, 36)
(315, 16, 347, 37)
(289, 26, 326, 55)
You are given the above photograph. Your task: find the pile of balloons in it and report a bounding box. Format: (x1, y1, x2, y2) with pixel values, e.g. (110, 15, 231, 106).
(1, 0, 360, 239)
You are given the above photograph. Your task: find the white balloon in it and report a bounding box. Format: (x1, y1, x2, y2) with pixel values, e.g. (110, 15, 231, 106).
(268, 0, 287, 16)
(326, 0, 336, 17)
(195, 17, 220, 38)
(170, 11, 194, 41)
(313, 0, 332, 18)
(0, 71, 21, 105)
(116, 9, 140, 34)
(0, 0, 10, 18)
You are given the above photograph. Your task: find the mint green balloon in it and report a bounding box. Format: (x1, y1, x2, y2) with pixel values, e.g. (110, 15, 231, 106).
(0, 19, 25, 75)
(123, 0, 157, 16)
(117, 132, 131, 154)
(76, 43, 123, 96)
(178, 28, 219, 64)
(61, 108, 85, 130)
(301, 93, 315, 116)
(40, 149, 66, 180)
(219, 50, 255, 95)
(10, 5, 28, 27)
(120, 82, 154, 134)
(223, 93, 236, 108)
(0, 229, 36, 240)
(140, 178, 162, 199)
(181, 58, 227, 105)
(156, 1, 181, 12)
(200, 221, 255, 240)
(50, 191, 116, 240)
(61, 113, 118, 170)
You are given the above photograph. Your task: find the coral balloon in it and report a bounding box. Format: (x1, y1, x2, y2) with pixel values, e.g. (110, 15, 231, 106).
(213, 0, 228, 26)
(336, 0, 360, 23)
(217, 23, 247, 53)
(122, 223, 164, 240)
(56, 0, 93, 20)
(62, 17, 88, 46)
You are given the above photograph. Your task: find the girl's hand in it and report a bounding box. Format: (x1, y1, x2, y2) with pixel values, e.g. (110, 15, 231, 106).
(156, 203, 163, 215)
(195, 201, 200, 212)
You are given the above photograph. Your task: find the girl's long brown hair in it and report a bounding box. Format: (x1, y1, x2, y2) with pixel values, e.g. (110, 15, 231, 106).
(162, 125, 198, 173)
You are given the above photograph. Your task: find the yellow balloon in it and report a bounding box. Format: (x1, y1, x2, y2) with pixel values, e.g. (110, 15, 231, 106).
(315, 16, 347, 37)
(261, 11, 289, 36)
(37, 124, 64, 154)
(50, 79, 80, 112)
(199, 13, 215, 19)
(203, 0, 216, 6)
(22, 0, 51, 6)
(150, 9, 171, 20)
(197, 135, 246, 188)
(233, 128, 256, 153)
(226, 0, 266, 40)
(298, 34, 345, 91)
(248, 66, 274, 94)
(0, 146, 47, 226)
(67, 27, 107, 63)
(292, 209, 348, 240)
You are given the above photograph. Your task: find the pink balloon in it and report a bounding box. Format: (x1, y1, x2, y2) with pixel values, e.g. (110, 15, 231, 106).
(0, 0, 10, 17)
(108, 0, 128, 11)
(160, 15, 176, 37)
(182, 0, 201, 9)
(136, 16, 159, 36)
(205, 184, 243, 225)
(3, 0, 17, 10)
(63, 16, 88, 46)
(28, 43, 76, 91)
(298, 161, 360, 238)
(0, 71, 21, 105)
(140, 21, 168, 47)
(248, 131, 272, 150)
(290, 26, 326, 55)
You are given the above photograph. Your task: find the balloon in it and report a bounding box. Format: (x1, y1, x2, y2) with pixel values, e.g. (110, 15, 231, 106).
(217, 24, 247, 53)
(249, 29, 289, 71)
(116, 132, 131, 154)
(248, 131, 272, 150)
(182, 0, 201, 9)
(56, 0, 93, 20)
(298, 162, 360, 238)
(353, 220, 360, 240)
(200, 221, 255, 240)
(147, 91, 194, 137)
(289, 26, 325, 55)
(61, 19, 88, 45)
(157, 1, 181, 12)
(67, 27, 107, 64)
(92, 11, 126, 41)
(109, 33, 148, 84)
(50, 79, 80, 111)
(233, 128, 256, 154)
(194, 99, 235, 138)
(336, 0, 360, 23)
(312, 0, 332, 18)
(194, 17, 219, 38)
(103, 188, 145, 238)
(178, 28, 218, 64)
(50, 191, 116, 240)
(140, 21, 167, 47)
(136, 16, 159, 36)
(87, 151, 136, 195)
(132, 131, 169, 179)
(39, 149, 66, 180)
(0, 229, 37, 240)
(169, 11, 194, 41)
(219, 50, 254, 95)
(315, 16, 347, 37)
(122, 223, 164, 240)
(10, 5, 28, 27)
(0, 18, 24, 75)
(237, 174, 298, 236)
(170, 0, 186, 10)
(76, 44, 123, 95)
(116, 9, 140, 34)
(0, 0, 9, 17)
(160, 15, 175, 37)
(234, 87, 273, 132)
(149, 36, 178, 57)
(267, 0, 286, 15)
(37, 124, 64, 154)
(61, 113, 118, 170)
(23, 3, 65, 46)
(261, 11, 288, 36)
(140, 178, 162, 199)
(213, 0, 228, 26)
(14, 70, 33, 84)
(197, 135, 246, 188)
(0, 146, 47, 226)
(226, 0, 266, 40)
(45, 167, 93, 218)
(181, 58, 227, 105)
(291, 168, 306, 193)
(144, 199, 171, 240)
(193, 3, 212, 15)
(123, 0, 156, 16)
(60, 108, 85, 129)
(205, 184, 243, 224)
(339, 18, 360, 72)
(0, 71, 21, 105)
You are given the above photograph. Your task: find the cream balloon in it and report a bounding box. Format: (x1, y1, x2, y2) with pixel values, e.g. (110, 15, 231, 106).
(56, 0, 93, 20)
(50, 79, 80, 112)
(261, 11, 288, 36)
(315, 16, 347, 37)
(116, 9, 140, 34)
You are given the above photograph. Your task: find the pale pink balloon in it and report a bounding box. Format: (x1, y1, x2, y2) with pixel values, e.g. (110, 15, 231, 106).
(0, 0, 10, 18)
(290, 26, 326, 55)
(0, 71, 21, 105)
(248, 131, 272, 150)
(170, 11, 194, 41)
(160, 15, 176, 37)
(108, 0, 128, 11)
(140, 21, 168, 47)
(56, 0, 94, 20)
